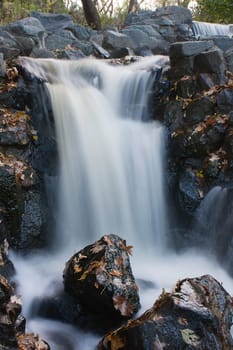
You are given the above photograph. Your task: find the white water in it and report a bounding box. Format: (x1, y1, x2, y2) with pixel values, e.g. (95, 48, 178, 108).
(192, 20, 233, 38)
(13, 56, 233, 349)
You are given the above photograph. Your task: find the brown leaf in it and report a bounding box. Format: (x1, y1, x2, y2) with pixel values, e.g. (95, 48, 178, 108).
(110, 270, 122, 277)
(113, 295, 134, 317)
(125, 245, 133, 256)
(90, 243, 105, 254)
(74, 264, 82, 273)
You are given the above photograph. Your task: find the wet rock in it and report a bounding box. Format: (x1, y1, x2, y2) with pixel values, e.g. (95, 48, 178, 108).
(163, 100, 184, 132)
(216, 88, 233, 114)
(186, 96, 215, 125)
(0, 275, 21, 349)
(175, 76, 197, 98)
(98, 274, 233, 350)
(0, 240, 15, 280)
(0, 109, 32, 146)
(63, 234, 140, 322)
(178, 167, 203, 214)
(17, 333, 50, 350)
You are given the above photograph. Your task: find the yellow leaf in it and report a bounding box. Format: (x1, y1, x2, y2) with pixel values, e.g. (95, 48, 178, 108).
(33, 135, 38, 141)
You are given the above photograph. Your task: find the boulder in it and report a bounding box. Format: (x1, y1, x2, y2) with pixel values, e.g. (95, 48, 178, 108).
(225, 47, 233, 73)
(194, 48, 226, 85)
(63, 234, 140, 320)
(0, 29, 20, 59)
(0, 240, 15, 280)
(216, 88, 233, 114)
(170, 40, 214, 62)
(30, 11, 73, 32)
(6, 17, 45, 37)
(185, 96, 215, 125)
(103, 30, 133, 50)
(98, 275, 233, 350)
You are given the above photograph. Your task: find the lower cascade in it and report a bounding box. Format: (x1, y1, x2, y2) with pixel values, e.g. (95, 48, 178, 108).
(11, 56, 233, 349)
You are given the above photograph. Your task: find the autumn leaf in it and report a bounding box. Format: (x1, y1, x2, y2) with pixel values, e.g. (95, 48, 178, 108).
(74, 264, 82, 273)
(125, 245, 133, 256)
(90, 243, 105, 254)
(113, 295, 134, 317)
(110, 270, 122, 277)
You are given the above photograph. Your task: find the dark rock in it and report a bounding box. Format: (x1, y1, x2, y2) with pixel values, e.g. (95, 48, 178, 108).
(225, 47, 233, 73)
(163, 100, 184, 132)
(196, 72, 216, 91)
(178, 167, 203, 214)
(30, 11, 73, 32)
(98, 275, 233, 350)
(110, 47, 134, 59)
(194, 48, 226, 85)
(186, 96, 215, 125)
(0, 29, 20, 59)
(176, 76, 197, 98)
(168, 56, 194, 79)
(213, 37, 233, 52)
(0, 53, 6, 77)
(12, 36, 35, 56)
(0, 275, 21, 349)
(92, 42, 110, 59)
(72, 39, 94, 56)
(0, 240, 15, 280)
(63, 234, 140, 321)
(216, 88, 233, 114)
(72, 24, 92, 41)
(19, 190, 47, 250)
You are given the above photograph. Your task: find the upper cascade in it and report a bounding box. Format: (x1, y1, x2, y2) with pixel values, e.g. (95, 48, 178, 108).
(192, 21, 233, 38)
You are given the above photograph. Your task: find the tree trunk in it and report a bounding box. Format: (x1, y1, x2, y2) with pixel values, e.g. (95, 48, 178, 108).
(128, 0, 139, 14)
(81, 0, 101, 30)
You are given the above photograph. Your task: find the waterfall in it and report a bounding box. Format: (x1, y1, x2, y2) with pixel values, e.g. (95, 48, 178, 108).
(13, 56, 233, 349)
(192, 20, 233, 38)
(21, 56, 169, 255)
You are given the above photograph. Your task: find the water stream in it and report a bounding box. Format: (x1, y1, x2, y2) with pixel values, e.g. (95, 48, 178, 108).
(13, 56, 233, 349)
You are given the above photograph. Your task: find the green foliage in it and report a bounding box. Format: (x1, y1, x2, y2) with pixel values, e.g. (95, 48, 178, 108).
(0, 0, 68, 25)
(195, 0, 233, 24)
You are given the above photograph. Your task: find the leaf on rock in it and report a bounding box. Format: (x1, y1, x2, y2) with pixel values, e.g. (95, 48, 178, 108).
(110, 270, 122, 277)
(102, 333, 125, 350)
(74, 264, 82, 274)
(91, 243, 105, 254)
(78, 260, 106, 281)
(113, 295, 134, 317)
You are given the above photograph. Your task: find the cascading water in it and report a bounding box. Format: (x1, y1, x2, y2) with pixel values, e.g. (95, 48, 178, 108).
(13, 56, 233, 349)
(192, 20, 233, 38)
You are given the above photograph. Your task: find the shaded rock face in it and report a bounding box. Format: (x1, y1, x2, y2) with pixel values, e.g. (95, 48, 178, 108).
(0, 69, 54, 251)
(63, 234, 140, 322)
(98, 274, 233, 350)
